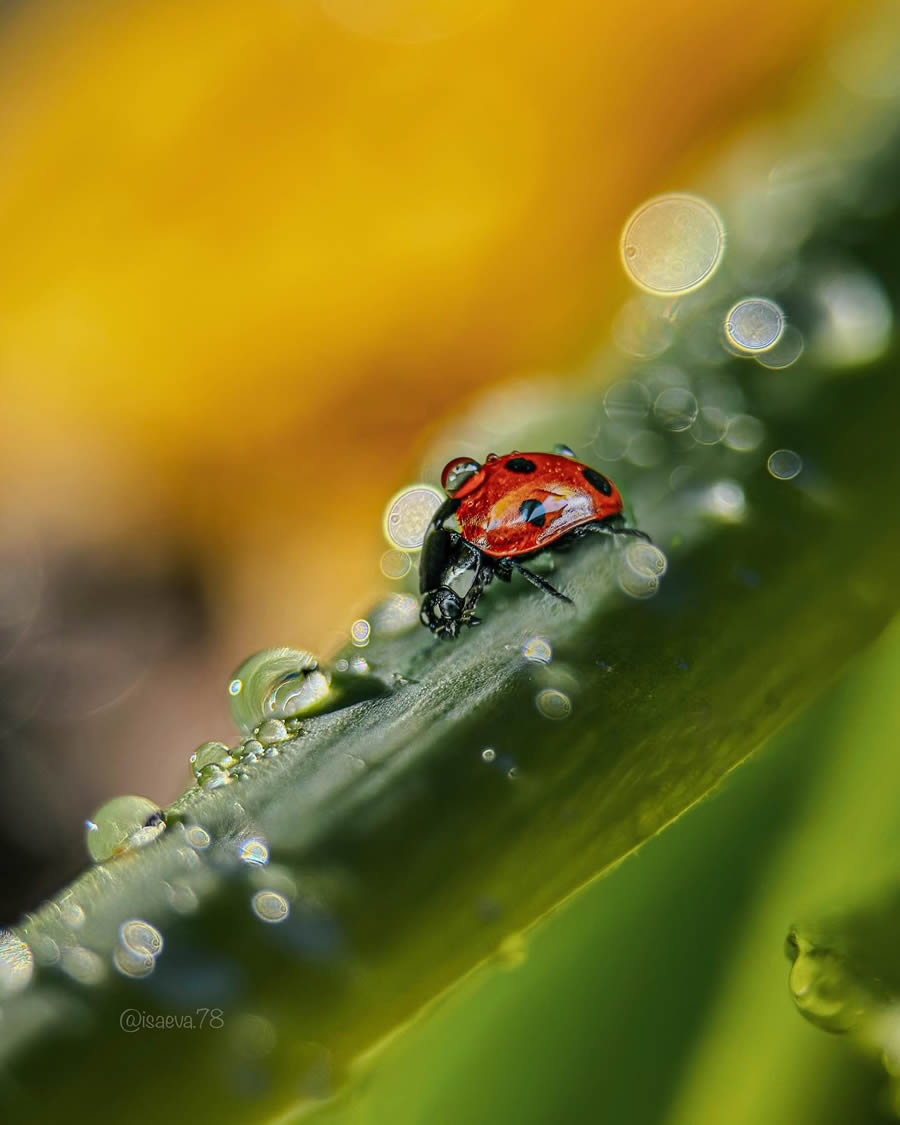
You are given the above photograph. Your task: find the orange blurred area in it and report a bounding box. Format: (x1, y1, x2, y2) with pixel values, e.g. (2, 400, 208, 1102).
(0, 0, 872, 911)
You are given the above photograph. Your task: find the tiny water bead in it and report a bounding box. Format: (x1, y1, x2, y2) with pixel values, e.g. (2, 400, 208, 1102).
(186, 825, 211, 850)
(653, 387, 698, 432)
(604, 380, 651, 421)
(755, 324, 805, 370)
(620, 193, 725, 296)
(535, 688, 572, 720)
(256, 719, 288, 746)
(115, 919, 164, 979)
(228, 648, 330, 734)
(521, 636, 552, 664)
(380, 549, 411, 579)
(724, 298, 785, 352)
(196, 763, 231, 790)
(618, 541, 668, 599)
(85, 795, 165, 863)
(724, 413, 766, 453)
(383, 485, 443, 550)
(189, 741, 234, 780)
(61, 945, 105, 986)
(0, 929, 33, 995)
(552, 443, 576, 458)
(240, 839, 270, 866)
(350, 619, 371, 647)
(767, 448, 803, 480)
(252, 890, 290, 924)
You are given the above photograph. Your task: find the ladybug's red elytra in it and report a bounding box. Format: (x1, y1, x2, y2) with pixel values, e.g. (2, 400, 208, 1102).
(419, 449, 650, 639)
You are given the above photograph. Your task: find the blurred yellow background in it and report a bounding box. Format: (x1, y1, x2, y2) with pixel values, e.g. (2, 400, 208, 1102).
(0, 0, 871, 911)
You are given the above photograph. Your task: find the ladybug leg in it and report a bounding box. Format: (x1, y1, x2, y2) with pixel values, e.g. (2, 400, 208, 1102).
(458, 556, 494, 627)
(582, 518, 652, 543)
(506, 559, 573, 605)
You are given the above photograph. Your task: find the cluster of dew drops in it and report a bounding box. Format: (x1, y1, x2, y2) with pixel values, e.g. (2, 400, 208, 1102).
(3, 182, 892, 998)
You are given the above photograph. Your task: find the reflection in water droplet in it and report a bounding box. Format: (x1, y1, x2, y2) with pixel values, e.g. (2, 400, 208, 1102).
(350, 619, 371, 647)
(481, 747, 496, 763)
(240, 839, 270, 867)
(384, 485, 443, 550)
(522, 637, 552, 664)
(604, 380, 651, 421)
(535, 688, 572, 720)
(228, 648, 330, 734)
(725, 298, 785, 352)
(553, 443, 576, 458)
(767, 449, 803, 480)
(190, 741, 233, 779)
(0, 930, 33, 995)
(197, 763, 230, 790)
(653, 387, 698, 431)
(724, 413, 766, 452)
(380, 549, 412, 579)
(252, 891, 290, 924)
(85, 796, 165, 863)
(621, 194, 725, 295)
(756, 324, 805, 370)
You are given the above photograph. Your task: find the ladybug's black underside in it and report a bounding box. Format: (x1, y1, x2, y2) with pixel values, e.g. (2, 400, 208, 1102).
(419, 505, 649, 640)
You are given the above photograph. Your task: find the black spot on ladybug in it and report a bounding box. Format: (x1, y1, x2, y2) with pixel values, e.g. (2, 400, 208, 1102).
(520, 499, 546, 527)
(582, 467, 613, 496)
(505, 457, 537, 474)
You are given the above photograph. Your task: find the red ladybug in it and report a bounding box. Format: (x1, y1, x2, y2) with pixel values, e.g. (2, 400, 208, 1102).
(419, 449, 650, 639)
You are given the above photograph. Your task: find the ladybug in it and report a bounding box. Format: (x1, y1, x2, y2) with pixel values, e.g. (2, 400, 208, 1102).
(419, 449, 650, 639)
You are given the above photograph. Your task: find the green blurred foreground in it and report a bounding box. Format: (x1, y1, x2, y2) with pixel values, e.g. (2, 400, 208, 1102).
(316, 618, 900, 1125)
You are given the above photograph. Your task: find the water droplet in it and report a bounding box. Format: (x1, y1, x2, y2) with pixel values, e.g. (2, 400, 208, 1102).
(756, 324, 805, 370)
(724, 413, 765, 452)
(691, 406, 729, 446)
(189, 741, 234, 779)
(228, 648, 330, 734)
(186, 825, 211, 850)
(507, 766, 520, 779)
(552, 443, 576, 458)
(383, 485, 444, 550)
(113, 945, 155, 978)
(653, 387, 698, 432)
(0, 930, 33, 995)
(612, 297, 676, 359)
(120, 919, 164, 958)
(60, 900, 85, 928)
(350, 619, 371, 647)
(240, 839, 270, 867)
(370, 592, 419, 635)
(380, 549, 411, 579)
(85, 796, 165, 863)
(704, 480, 747, 522)
(197, 763, 230, 789)
(724, 298, 785, 352)
(237, 738, 264, 762)
(812, 267, 892, 368)
(251, 890, 290, 924)
(767, 449, 803, 480)
(620, 194, 725, 295)
(522, 636, 552, 664)
(256, 719, 288, 747)
(535, 688, 572, 720)
(604, 380, 651, 421)
(61, 945, 105, 986)
(618, 541, 667, 599)
(481, 748, 497, 763)
(164, 880, 199, 914)
(787, 929, 868, 1033)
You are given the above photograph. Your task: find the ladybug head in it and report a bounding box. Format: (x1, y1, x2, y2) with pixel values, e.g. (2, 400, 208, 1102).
(440, 456, 485, 498)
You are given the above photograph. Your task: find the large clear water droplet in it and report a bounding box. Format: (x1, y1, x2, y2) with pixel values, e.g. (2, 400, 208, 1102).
(85, 796, 165, 863)
(228, 648, 331, 734)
